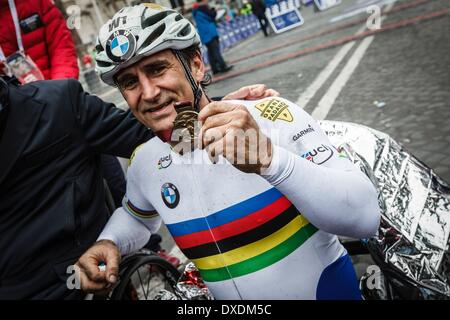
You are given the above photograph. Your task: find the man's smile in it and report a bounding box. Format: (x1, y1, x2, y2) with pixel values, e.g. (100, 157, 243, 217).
(144, 100, 173, 113)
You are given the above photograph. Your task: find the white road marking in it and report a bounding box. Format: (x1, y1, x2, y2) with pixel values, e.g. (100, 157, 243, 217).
(330, 0, 396, 23)
(311, 35, 375, 120)
(311, 1, 396, 120)
(295, 41, 355, 108)
(295, 22, 366, 109)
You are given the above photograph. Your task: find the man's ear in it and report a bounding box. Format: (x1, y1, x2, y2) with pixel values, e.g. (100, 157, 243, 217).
(191, 51, 205, 83)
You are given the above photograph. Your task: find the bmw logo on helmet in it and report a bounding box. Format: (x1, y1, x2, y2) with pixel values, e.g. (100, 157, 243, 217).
(161, 183, 180, 209)
(105, 29, 136, 63)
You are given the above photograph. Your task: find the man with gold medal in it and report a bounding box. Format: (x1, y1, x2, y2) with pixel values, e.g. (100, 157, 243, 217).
(76, 3, 380, 299)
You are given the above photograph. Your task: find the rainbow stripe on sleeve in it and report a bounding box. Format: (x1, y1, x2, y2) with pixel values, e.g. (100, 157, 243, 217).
(123, 197, 159, 219)
(166, 188, 318, 282)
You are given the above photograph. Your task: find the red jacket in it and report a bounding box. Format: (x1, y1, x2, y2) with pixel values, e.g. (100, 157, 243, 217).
(0, 0, 79, 80)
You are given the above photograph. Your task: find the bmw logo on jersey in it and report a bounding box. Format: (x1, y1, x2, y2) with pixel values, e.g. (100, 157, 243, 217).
(105, 29, 136, 63)
(161, 183, 180, 209)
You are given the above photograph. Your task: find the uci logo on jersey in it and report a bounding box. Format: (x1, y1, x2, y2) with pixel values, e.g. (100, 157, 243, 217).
(157, 155, 172, 169)
(301, 144, 334, 165)
(105, 29, 136, 63)
(161, 183, 180, 209)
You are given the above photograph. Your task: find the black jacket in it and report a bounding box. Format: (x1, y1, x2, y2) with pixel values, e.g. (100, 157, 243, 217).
(0, 78, 152, 299)
(250, 0, 267, 17)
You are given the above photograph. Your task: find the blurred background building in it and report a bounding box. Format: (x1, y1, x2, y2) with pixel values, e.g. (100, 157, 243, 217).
(54, 1, 180, 52)
(51, 0, 249, 91)
(54, 0, 244, 55)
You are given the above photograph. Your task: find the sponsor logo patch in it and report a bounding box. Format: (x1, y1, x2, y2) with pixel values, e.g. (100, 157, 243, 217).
(255, 98, 293, 122)
(19, 14, 44, 34)
(108, 16, 127, 32)
(106, 29, 136, 63)
(157, 155, 172, 169)
(292, 124, 315, 141)
(301, 144, 334, 165)
(161, 183, 180, 209)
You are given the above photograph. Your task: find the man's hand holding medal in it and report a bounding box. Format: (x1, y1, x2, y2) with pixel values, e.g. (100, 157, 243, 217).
(170, 84, 279, 173)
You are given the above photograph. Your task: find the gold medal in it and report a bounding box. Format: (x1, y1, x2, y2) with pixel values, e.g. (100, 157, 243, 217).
(172, 101, 198, 151)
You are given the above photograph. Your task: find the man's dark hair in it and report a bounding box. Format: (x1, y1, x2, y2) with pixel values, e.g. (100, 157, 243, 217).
(179, 44, 212, 88)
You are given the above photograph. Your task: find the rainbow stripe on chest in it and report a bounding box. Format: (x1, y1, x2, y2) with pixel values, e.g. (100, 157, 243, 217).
(166, 188, 317, 282)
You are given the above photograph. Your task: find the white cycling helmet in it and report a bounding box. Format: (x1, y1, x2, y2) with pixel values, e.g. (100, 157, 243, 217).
(95, 3, 201, 86)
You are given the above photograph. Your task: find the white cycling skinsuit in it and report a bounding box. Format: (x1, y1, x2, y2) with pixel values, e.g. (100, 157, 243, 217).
(99, 97, 380, 300)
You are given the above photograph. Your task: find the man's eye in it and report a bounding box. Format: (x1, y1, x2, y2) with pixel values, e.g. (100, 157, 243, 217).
(119, 78, 138, 90)
(150, 66, 165, 75)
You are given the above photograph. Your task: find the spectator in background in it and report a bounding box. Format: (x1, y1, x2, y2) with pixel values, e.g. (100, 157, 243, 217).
(0, 0, 79, 81)
(0, 0, 135, 226)
(250, 0, 269, 37)
(215, 0, 232, 23)
(0, 75, 151, 299)
(228, 0, 239, 21)
(240, 0, 253, 15)
(192, 0, 233, 75)
(222, 0, 237, 22)
(0, 0, 177, 267)
(82, 52, 93, 69)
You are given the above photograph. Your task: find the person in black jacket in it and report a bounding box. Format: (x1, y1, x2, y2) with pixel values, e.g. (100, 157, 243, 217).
(0, 73, 276, 299)
(0, 76, 152, 299)
(250, 0, 269, 37)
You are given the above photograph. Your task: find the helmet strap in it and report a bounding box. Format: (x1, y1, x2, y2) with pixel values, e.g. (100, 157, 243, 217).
(172, 50, 209, 112)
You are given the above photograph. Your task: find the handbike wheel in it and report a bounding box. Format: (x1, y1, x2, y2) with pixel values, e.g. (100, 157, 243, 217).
(110, 253, 181, 300)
